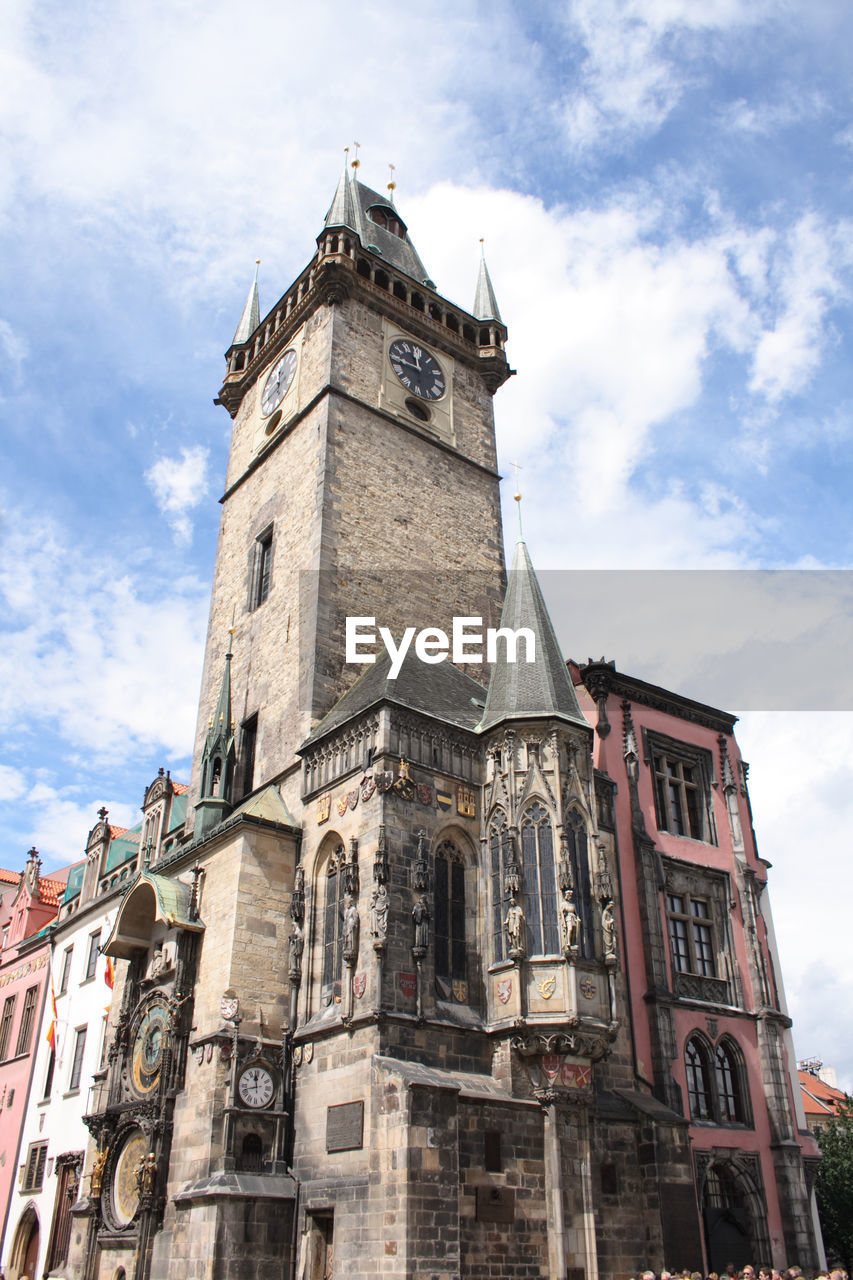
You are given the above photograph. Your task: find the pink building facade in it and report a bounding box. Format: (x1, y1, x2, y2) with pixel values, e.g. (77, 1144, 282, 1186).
(574, 660, 822, 1268)
(0, 851, 68, 1273)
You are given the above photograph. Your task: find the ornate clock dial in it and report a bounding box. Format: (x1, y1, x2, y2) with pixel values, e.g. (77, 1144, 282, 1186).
(389, 339, 446, 401)
(110, 1129, 146, 1229)
(238, 1064, 275, 1109)
(261, 349, 298, 417)
(131, 998, 170, 1097)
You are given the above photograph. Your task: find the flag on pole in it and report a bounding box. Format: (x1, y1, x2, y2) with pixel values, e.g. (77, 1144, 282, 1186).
(46, 969, 58, 1054)
(104, 955, 115, 990)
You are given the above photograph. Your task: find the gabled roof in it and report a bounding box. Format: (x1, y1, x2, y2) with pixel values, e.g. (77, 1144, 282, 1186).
(172, 781, 190, 796)
(38, 877, 67, 909)
(323, 167, 432, 285)
(480, 541, 589, 733)
(302, 648, 487, 749)
(0, 868, 20, 887)
(799, 1069, 848, 1117)
(229, 783, 299, 829)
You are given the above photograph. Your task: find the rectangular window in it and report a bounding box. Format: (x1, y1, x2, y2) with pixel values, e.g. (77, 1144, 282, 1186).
(240, 713, 258, 797)
(648, 734, 716, 844)
(85, 930, 101, 981)
(46, 1159, 78, 1270)
(59, 946, 73, 994)
(0, 995, 17, 1060)
(666, 893, 716, 977)
(250, 527, 273, 610)
(15, 985, 39, 1057)
(22, 1141, 48, 1192)
(43, 1048, 56, 1100)
(69, 1027, 87, 1091)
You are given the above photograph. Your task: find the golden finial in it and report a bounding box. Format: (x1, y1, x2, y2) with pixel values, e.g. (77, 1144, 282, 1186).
(351, 141, 361, 170)
(511, 461, 524, 539)
(387, 163, 396, 202)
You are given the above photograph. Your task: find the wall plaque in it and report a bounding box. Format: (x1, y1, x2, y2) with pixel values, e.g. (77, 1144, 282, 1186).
(476, 1185, 515, 1223)
(326, 1100, 364, 1153)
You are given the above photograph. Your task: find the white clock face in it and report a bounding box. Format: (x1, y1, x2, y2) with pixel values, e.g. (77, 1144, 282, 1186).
(261, 349, 298, 417)
(238, 1064, 275, 1109)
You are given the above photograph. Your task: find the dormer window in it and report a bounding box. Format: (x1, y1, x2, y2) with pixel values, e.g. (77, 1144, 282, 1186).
(366, 205, 407, 239)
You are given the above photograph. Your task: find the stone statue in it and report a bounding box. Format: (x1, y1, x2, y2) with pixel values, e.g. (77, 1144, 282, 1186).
(370, 883, 389, 944)
(412, 896, 430, 951)
(90, 1146, 108, 1197)
(504, 896, 525, 956)
(601, 899, 617, 961)
(343, 895, 360, 960)
(289, 920, 304, 971)
(136, 1151, 157, 1197)
(560, 891, 580, 955)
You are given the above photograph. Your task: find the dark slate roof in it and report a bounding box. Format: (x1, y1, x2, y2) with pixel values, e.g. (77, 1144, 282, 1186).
(480, 541, 589, 732)
(232, 265, 260, 345)
(323, 168, 433, 285)
(302, 648, 488, 748)
(473, 255, 502, 323)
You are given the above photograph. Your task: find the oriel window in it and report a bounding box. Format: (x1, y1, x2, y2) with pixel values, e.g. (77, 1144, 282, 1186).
(520, 802, 559, 955)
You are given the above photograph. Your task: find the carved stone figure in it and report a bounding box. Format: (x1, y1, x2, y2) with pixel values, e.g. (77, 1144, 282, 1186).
(90, 1146, 108, 1197)
(370, 883, 389, 945)
(560, 891, 580, 955)
(601, 899, 617, 961)
(343, 895, 360, 961)
(412, 896, 430, 951)
(289, 920, 304, 973)
(136, 1151, 157, 1198)
(505, 896, 525, 957)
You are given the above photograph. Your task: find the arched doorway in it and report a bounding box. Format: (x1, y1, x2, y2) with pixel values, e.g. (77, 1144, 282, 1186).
(8, 1204, 40, 1280)
(701, 1158, 771, 1272)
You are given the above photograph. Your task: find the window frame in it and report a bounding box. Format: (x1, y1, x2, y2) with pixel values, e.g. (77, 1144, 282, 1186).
(249, 526, 274, 611)
(321, 846, 346, 1003)
(684, 1032, 750, 1127)
(15, 984, 39, 1057)
(489, 810, 510, 963)
(665, 892, 716, 978)
(662, 857, 737, 1006)
(434, 840, 467, 1000)
(85, 930, 101, 982)
(519, 802, 560, 957)
(68, 1025, 88, 1092)
(22, 1140, 49, 1192)
(59, 945, 73, 994)
(0, 993, 18, 1060)
(645, 730, 717, 845)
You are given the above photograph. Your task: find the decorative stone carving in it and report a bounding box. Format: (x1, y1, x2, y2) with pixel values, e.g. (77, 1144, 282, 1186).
(601, 899, 617, 963)
(560, 890, 580, 956)
(504, 896, 526, 959)
(370, 883, 389, 950)
(342, 895, 360, 965)
(412, 895, 430, 955)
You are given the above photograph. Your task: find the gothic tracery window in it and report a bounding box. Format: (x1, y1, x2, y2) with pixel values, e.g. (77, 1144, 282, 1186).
(434, 840, 466, 1001)
(322, 845, 346, 1002)
(564, 809, 595, 959)
(489, 810, 510, 962)
(685, 1033, 749, 1125)
(685, 1036, 713, 1120)
(520, 802, 559, 955)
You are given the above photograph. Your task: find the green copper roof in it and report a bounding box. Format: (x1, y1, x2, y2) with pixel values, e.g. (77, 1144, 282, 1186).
(63, 862, 85, 903)
(103, 870, 203, 959)
(480, 541, 588, 733)
(229, 783, 299, 829)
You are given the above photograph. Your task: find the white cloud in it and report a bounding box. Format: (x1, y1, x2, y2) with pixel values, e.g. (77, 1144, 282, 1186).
(0, 318, 29, 384)
(145, 445, 210, 545)
(0, 505, 209, 763)
(0, 764, 27, 801)
(23, 783, 138, 869)
(736, 711, 853, 1092)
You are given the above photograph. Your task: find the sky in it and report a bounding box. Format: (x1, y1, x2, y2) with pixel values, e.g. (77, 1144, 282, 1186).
(1, 0, 852, 1088)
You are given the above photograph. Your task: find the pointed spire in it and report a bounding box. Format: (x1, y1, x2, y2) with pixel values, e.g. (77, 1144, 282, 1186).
(210, 626, 234, 745)
(232, 261, 260, 346)
(480, 541, 587, 733)
(473, 242, 502, 323)
(322, 155, 432, 285)
(324, 150, 359, 234)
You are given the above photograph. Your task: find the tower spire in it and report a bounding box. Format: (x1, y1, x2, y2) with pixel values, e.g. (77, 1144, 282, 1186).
(232, 261, 261, 346)
(473, 240, 503, 324)
(480, 541, 587, 732)
(196, 626, 237, 836)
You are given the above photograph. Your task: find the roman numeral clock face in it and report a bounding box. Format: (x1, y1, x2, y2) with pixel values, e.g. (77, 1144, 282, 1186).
(389, 339, 446, 401)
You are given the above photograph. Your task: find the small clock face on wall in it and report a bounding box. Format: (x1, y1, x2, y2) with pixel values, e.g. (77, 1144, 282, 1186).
(238, 1063, 275, 1109)
(261, 348, 298, 417)
(388, 339, 446, 401)
(130, 997, 170, 1097)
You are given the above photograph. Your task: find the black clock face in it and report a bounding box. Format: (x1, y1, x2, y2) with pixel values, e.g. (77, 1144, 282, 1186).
(131, 998, 170, 1097)
(261, 349, 298, 417)
(389, 339, 446, 401)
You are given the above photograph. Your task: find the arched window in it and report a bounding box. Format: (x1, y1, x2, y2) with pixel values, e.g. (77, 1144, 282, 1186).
(434, 841, 466, 1001)
(322, 845, 346, 1003)
(520, 803, 559, 955)
(489, 811, 510, 962)
(715, 1039, 745, 1122)
(685, 1036, 713, 1120)
(564, 810, 595, 959)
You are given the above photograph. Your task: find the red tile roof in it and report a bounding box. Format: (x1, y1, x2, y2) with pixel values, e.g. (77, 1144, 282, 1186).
(38, 878, 67, 908)
(109, 826, 129, 838)
(799, 1069, 848, 1117)
(172, 782, 189, 795)
(0, 868, 20, 886)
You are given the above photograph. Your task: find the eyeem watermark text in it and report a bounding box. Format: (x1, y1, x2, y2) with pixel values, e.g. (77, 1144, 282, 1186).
(346, 616, 536, 680)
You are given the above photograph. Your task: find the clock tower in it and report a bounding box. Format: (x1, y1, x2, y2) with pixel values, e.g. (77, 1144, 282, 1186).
(189, 160, 511, 830)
